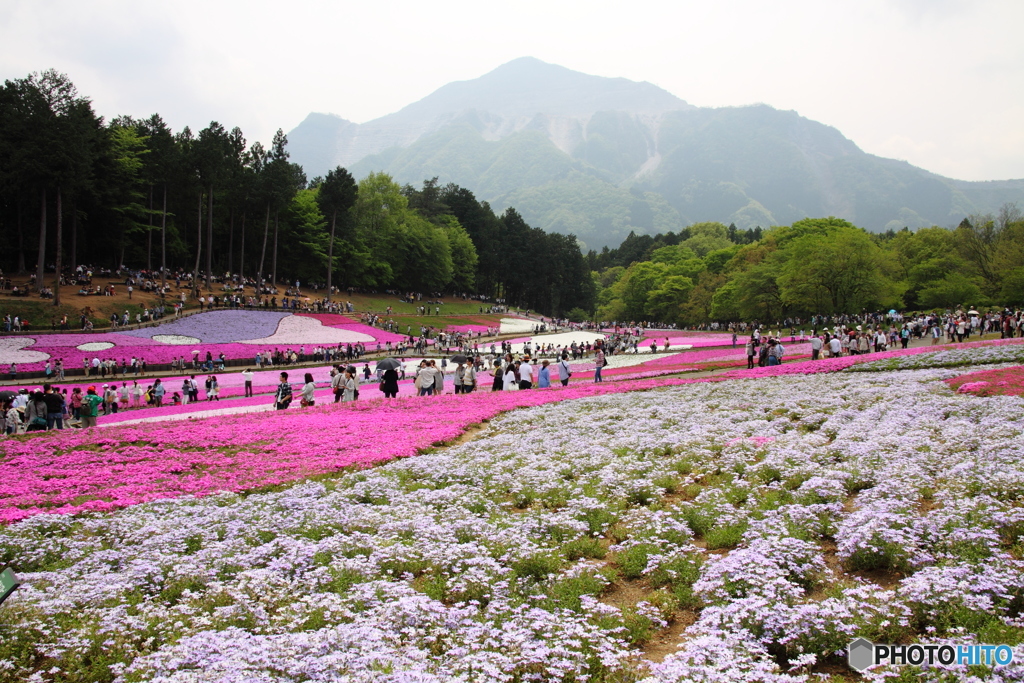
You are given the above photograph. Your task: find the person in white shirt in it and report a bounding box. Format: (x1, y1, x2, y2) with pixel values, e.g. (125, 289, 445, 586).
(503, 365, 518, 391)
(519, 359, 534, 390)
(829, 337, 843, 357)
(556, 355, 571, 386)
(131, 381, 145, 408)
(242, 368, 254, 397)
(810, 336, 823, 360)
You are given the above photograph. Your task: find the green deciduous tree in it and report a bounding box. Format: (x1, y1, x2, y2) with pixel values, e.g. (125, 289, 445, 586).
(777, 227, 902, 314)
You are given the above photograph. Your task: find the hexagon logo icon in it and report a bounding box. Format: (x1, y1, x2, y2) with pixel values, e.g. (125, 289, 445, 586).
(848, 637, 875, 672)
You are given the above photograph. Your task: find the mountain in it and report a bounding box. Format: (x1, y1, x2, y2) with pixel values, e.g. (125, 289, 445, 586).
(289, 57, 1024, 250)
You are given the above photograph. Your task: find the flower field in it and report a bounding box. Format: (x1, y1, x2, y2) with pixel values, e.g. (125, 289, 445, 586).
(1, 343, 1023, 681)
(0, 312, 411, 372)
(947, 366, 1024, 397)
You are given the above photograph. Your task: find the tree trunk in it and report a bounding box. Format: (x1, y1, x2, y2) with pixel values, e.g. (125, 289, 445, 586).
(205, 182, 214, 291)
(239, 210, 246, 283)
(326, 209, 336, 302)
(70, 200, 77, 272)
(146, 185, 154, 272)
(36, 187, 46, 291)
(17, 201, 26, 273)
(271, 209, 279, 287)
(227, 208, 234, 277)
(54, 185, 62, 306)
(192, 190, 203, 298)
(160, 185, 167, 293)
(257, 202, 270, 297)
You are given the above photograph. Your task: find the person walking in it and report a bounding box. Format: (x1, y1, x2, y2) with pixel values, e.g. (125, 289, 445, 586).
(153, 379, 165, 407)
(538, 360, 551, 388)
(594, 344, 606, 383)
(557, 354, 571, 387)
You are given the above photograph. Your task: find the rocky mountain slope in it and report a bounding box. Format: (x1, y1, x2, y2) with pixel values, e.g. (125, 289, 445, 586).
(289, 57, 1024, 249)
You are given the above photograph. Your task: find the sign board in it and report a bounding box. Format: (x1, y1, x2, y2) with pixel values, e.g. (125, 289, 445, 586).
(0, 568, 20, 606)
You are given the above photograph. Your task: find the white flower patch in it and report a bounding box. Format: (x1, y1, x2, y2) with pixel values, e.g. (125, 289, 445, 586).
(510, 330, 604, 353)
(498, 317, 536, 335)
(0, 337, 49, 364)
(152, 334, 201, 346)
(239, 315, 375, 345)
(75, 341, 115, 352)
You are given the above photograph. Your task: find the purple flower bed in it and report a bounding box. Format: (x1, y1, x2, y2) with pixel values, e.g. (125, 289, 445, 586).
(120, 310, 289, 343)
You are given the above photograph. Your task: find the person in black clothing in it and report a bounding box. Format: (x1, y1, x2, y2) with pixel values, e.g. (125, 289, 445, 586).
(381, 368, 399, 398)
(42, 385, 66, 430)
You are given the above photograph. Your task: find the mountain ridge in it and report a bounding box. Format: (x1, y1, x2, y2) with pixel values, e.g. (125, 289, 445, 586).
(289, 57, 1024, 249)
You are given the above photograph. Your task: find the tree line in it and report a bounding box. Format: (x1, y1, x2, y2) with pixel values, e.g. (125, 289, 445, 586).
(590, 212, 1024, 324)
(0, 71, 595, 317)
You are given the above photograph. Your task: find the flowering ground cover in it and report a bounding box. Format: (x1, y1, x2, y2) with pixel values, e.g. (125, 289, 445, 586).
(120, 310, 288, 343)
(498, 317, 539, 334)
(444, 322, 491, 334)
(714, 337, 1024, 381)
(638, 333, 744, 347)
(946, 365, 1024, 397)
(1, 354, 1023, 681)
(0, 377, 696, 523)
(0, 311, 418, 372)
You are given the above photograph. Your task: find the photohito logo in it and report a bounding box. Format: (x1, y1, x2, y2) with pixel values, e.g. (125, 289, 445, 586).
(848, 638, 1015, 673)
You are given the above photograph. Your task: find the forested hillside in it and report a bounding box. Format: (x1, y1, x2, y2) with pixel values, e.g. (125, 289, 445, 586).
(0, 71, 594, 317)
(588, 213, 1024, 326)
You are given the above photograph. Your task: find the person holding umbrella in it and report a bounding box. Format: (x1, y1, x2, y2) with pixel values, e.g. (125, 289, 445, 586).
(373, 358, 401, 397)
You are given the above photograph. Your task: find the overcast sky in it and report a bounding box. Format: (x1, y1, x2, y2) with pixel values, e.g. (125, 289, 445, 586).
(2, 0, 1022, 181)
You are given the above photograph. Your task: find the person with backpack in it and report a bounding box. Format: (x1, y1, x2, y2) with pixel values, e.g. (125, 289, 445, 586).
(81, 387, 104, 429)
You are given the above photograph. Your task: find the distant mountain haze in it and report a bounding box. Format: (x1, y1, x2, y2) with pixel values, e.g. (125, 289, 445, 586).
(288, 57, 1024, 250)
